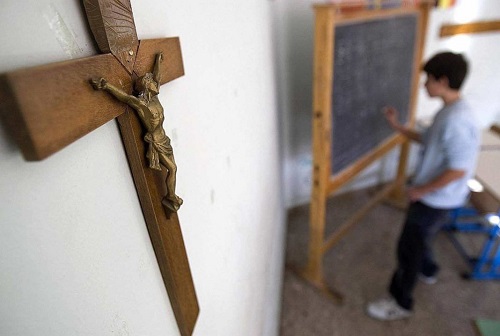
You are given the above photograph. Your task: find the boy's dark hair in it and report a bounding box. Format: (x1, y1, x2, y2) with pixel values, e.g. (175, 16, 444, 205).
(423, 52, 468, 90)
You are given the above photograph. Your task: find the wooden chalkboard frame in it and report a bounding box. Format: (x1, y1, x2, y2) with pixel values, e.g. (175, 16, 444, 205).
(301, 2, 432, 301)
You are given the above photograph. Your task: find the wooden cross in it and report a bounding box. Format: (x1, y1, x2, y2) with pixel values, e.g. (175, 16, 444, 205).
(0, 1, 199, 335)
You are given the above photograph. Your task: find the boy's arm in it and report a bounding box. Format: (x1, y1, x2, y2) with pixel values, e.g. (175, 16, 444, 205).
(383, 106, 422, 143)
(407, 169, 465, 201)
(393, 124, 422, 143)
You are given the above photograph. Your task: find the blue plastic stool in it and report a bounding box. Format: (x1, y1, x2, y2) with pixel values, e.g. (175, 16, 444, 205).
(443, 205, 500, 280)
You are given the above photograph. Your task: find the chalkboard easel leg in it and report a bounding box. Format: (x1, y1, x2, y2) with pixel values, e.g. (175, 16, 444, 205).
(301, 173, 344, 304)
(385, 141, 411, 210)
(291, 265, 344, 304)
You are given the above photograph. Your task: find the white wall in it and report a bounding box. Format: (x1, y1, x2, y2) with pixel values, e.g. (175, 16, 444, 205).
(0, 1, 285, 336)
(417, 1, 500, 127)
(277, 0, 500, 208)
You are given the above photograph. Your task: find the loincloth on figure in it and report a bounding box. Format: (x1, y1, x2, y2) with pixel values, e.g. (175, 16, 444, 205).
(144, 132, 174, 171)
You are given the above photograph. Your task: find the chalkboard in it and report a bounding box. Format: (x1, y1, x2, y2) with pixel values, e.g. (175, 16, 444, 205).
(331, 14, 417, 174)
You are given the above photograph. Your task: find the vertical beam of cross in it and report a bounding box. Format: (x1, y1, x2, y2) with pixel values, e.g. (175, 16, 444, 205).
(0, 0, 199, 335)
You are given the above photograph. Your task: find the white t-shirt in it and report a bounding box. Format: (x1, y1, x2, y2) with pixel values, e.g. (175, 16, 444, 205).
(413, 99, 480, 209)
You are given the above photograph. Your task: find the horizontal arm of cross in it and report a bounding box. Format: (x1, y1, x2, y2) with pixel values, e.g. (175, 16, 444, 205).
(0, 38, 183, 161)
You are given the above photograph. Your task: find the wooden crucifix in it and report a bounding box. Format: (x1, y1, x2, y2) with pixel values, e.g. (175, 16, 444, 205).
(0, 0, 198, 335)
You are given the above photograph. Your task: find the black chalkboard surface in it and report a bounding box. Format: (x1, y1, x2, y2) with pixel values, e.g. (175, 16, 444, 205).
(331, 14, 417, 174)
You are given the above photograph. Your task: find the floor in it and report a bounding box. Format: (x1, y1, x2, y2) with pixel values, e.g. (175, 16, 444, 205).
(280, 186, 500, 336)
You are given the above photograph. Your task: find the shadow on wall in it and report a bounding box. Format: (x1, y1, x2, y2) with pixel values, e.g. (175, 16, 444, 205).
(282, 3, 315, 207)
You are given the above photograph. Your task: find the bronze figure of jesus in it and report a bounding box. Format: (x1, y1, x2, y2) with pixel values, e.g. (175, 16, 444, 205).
(91, 53, 183, 212)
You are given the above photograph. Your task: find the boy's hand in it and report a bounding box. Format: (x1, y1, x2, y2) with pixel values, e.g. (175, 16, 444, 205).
(407, 186, 427, 202)
(383, 106, 400, 129)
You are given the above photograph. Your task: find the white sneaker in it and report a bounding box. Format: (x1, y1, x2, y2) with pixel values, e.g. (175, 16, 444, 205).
(418, 274, 437, 285)
(366, 298, 412, 321)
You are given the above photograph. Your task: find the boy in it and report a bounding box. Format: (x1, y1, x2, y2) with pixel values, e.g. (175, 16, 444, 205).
(366, 52, 480, 320)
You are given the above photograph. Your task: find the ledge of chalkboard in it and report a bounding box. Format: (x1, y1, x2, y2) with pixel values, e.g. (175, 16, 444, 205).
(315, 1, 424, 13)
